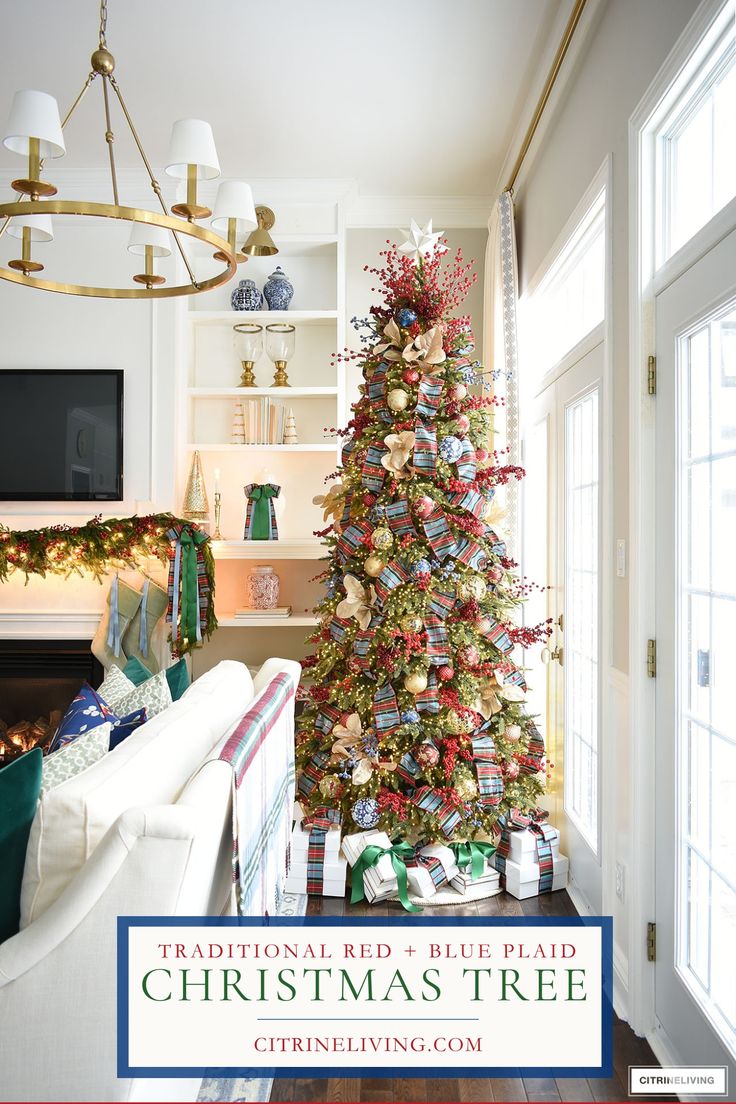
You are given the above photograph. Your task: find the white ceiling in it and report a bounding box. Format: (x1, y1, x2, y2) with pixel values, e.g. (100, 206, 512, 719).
(0, 0, 561, 196)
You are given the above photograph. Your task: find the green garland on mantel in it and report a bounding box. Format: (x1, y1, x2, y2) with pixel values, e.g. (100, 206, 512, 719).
(0, 513, 217, 654)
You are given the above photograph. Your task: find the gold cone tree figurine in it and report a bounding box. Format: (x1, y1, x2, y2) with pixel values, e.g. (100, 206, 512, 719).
(182, 450, 209, 520)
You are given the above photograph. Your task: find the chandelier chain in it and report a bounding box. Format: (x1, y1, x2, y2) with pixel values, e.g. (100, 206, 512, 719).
(99, 0, 108, 47)
(101, 75, 119, 205)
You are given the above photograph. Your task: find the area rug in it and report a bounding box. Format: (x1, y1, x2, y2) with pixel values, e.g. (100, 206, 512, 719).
(198, 889, 307, 1103)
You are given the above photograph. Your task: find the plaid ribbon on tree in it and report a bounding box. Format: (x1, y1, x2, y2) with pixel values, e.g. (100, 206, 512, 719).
(472, 732, 504, 808)
(413, 423, 438, 473)
(453, 536, 488, 571)
(352, 626, 375, 670)
(481, 618, 514, 655)
(315, 703, 342, 736)
(488, 530, 507, 558)
(339, 489, 353, 529)
(452, 355, 473, 372)
(375, 558, 411, 601)
(415, 374, 444, 419)
(385, 498, 417, 538)
(428, 581, 456, 619)
(505, 667, 527, 690)
(448, 488, 486, 518)
(341, 437, 355, 467)
(422, 504, 456, 560)
(302, 807, 342, 895)
(368, 362, 392, 422)
(362, 444, 388, 492)
(396, 749, 422, 785)
(415, 669, 439, 713)
(455, 436, 477, 482)
(425, 615, 450, 666)
(372, 681, 401, 734)
(336, 519, 373, 562)
(411, 787, 462, 838)
(297, 749, 330, 798)
(329, 615, 352, 643)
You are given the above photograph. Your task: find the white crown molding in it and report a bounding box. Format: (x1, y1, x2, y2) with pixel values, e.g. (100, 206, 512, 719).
(346, 194, 493, 229)
(494, 0, 608, 198)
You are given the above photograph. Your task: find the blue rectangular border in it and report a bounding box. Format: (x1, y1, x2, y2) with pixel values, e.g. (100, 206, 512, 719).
(118, 914, 613, 1080)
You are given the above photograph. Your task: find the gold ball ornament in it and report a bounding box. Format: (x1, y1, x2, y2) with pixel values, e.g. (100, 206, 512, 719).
(404, 671, 429, 695)
(364, 554, 385, 577)
(445, 708, 475, 734)
(387, 388, 410, 412)
(372, 526, 393, 552)
(457, 575, 488, 602)
(319, 774, 341, 798)
(455, 774, 478, 800)
(400, 614, 423, 633)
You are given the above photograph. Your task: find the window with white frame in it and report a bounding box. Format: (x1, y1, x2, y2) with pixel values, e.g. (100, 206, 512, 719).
(520, 187, 605, 388)
(653, 0, 736, 266)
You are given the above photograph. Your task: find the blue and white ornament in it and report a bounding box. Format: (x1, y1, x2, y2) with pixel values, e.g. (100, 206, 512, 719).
(439, 435, 463, 463)
(401, 708, 420, 725)
(397, 307, 417, 328)
(352, 796, 380, 829)
(412, 558, 431, 579)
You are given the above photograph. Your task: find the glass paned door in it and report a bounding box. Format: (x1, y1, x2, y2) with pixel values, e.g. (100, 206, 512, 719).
(655, 224, 736, 1073)
(564, 388, 600, 849)
(679, 304, 736, 1042)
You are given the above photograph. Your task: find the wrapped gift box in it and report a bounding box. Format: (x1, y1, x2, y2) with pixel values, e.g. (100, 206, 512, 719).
(284, 857, 347, 897)
(362, 853, 400, 903)
(451, 867, 501, 894)
(290, 822, 342, 862)
(497, 854, 569, 900)
(505, 824, 560, 862)
(406, 844, 459, 899)
(341, 829, 392, 867)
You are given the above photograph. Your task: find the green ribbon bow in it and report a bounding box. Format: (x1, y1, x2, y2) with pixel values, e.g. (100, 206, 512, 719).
(248, 484, 279, 540)
(351, 841, 422, 913)
(178, 525, 208, 645)
(450, 840, 496, 880)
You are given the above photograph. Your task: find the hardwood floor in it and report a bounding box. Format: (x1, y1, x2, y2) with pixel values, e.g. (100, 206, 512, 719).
(269, 889, 676, 1104)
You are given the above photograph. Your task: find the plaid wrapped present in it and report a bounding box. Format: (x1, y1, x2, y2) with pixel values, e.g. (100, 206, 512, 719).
(422, 504, 456, 560)
(455, 436, 477, 482)
(415, 374, 444, 419)
(385, 498, 418, 538)
(336, 519, 373, 562)
(296, 749, 330, 798)
(295, 807, 345, 897)
(425, 615, 450, 666)
(218, 671, 296, 915)
(372, 681, 401, 734)
(406, 843, 459, 899)
(415, 669, 440, 714)
(454, 536, 488, 571)
(411, 786, 462, 838)
(375, 558, 411, 602)
(413, 423, 438, 474)
(494, 815, 567, 899)
(362, 444, 388, 493)
(428, 581, 456, 619)
(448, 488, 486, 518)
(315, 703, 342, 736)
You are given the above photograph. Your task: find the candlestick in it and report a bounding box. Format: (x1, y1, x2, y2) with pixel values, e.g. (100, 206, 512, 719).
(213, 491, 223, 541)
(214, 467, 221, 493)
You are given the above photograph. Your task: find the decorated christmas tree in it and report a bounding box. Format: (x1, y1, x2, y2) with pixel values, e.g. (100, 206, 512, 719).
(296, 223, 550, 848)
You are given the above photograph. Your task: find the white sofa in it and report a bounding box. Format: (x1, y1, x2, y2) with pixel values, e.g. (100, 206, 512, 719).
(0, 657, 300, 1104)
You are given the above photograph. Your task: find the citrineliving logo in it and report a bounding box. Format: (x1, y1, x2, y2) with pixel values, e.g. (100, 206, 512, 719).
(629, 1066, 728, 1096)
(117, 915, 613, 1078)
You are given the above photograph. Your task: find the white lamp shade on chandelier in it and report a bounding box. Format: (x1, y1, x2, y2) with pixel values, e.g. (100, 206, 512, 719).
(127, 222, 172, 257)
(165, 118, 220, 179)
(2, 89, 65, 158)
(6, 210, 54, 242)
(211, 180, 258, 235)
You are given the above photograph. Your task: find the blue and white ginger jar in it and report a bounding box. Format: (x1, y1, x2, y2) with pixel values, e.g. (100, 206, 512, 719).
(263, 266, 294, 311)
(231, 278, 263, 311)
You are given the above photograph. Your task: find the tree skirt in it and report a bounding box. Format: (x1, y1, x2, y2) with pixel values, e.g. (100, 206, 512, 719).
(391, 881, 502, 907)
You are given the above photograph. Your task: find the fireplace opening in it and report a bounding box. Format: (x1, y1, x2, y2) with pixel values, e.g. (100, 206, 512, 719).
(0, 640, 102, 760)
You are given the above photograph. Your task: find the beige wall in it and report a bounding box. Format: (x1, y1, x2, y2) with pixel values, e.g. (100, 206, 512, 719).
(515, 0, 699, 673)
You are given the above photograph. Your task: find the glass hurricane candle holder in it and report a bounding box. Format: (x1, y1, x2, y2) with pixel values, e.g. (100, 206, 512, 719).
(265, 323, 296, 387)
(234, 323, 263, 387)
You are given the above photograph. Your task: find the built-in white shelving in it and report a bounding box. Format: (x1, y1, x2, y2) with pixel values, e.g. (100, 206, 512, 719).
(190, 309, 338, 327)
(187, 387, 338, 399)
(186, 443, 336, 453)
(217, 614, 319, 628)
(212, 539, 324, 561)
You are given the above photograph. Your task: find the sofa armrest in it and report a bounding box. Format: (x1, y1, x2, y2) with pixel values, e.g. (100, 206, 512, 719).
(252, 656, 301, 697)
(0, 804, 198, 987)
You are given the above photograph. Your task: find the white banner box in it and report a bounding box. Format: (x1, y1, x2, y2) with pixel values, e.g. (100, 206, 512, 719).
(120, 917, 612, 1079)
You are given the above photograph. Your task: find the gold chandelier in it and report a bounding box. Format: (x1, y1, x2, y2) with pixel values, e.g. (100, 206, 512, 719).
(0, 0, 259, 299)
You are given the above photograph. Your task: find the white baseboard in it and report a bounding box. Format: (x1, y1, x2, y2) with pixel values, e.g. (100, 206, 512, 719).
(566, 877, 631, 1022)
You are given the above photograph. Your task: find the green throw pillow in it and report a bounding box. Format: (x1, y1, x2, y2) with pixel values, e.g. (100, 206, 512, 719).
(122, 656, 190, 702)
(0, 747, 42, 943)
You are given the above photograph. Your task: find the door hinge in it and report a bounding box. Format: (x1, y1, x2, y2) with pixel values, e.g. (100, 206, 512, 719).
(648, 355, 657, 396)
(647, 639, 657, 678)
(647, 921, 656, 962)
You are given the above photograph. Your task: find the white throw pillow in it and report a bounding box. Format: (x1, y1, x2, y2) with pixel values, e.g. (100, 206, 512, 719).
(113, 669, 172, 720)
(96, 665, 136, 711)
(20, 659, 255, 927)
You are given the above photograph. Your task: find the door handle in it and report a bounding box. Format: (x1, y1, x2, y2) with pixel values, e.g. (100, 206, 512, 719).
(541, 645, 564, 666)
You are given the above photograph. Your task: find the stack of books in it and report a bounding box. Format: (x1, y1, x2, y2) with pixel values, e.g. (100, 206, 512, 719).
(239, 398, 288, 445)
(233, 606, 292, 618)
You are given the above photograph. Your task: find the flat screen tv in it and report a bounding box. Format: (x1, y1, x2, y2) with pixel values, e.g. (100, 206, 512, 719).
(0, 369, 124, 501)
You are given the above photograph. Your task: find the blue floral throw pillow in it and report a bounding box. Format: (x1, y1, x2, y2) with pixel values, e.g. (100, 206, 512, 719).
(49, 684, 148, 754)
